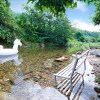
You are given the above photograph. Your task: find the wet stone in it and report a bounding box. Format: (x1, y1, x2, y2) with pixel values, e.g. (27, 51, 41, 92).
(87, 74, 89, 76)
(0, 92, 7, 100)
(91, 72, 95, 74)
(44, 59, 54, 68)
(0, 79, 4, 84)
(97, 93, 100, 98)
(91, 96, 96, 100)
(55, 56, 68, 62)
(91, 50, 100, 56)
(94, 85, 100, 93)
(32, 75, 42, 82)
(7, 80, 67, 100)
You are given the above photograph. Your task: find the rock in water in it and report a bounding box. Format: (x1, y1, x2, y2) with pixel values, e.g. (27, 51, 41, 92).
(44, 59, 54, 68)
(6, 80, 67, 100)
(97, 93, 100, 98)
(91, 50, 100, 57)
(31, 87, 67, 100)
(55, 56, 68, 62)
(0, 92, 6, 100)
(94, 85, 100, 93)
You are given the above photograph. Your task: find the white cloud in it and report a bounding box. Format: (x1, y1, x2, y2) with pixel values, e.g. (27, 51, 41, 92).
(76, 1, 87, 12)
(72, 19, 100, 32)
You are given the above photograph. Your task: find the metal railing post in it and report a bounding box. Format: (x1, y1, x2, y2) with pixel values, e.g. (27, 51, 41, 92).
(70, 58, 78, 92)
(54, 75, 57, 86)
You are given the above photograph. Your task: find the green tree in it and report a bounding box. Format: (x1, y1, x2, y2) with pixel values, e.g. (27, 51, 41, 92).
(16, 5, 73, 47)
(75, 31, 85, 42)
(4, 0, 10, 7)
(0, 0, 19, 44)
(80, 0, 100, 25)
(28, 0, 100, 25)
(92, 1, 100, 25)
(27, 0, 77, 16)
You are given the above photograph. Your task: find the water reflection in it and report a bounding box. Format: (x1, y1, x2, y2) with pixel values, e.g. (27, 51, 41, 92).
(0, 54, 23, 66)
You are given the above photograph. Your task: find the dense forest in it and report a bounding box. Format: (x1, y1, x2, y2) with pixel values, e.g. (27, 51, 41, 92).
(0, 0, 100, 48)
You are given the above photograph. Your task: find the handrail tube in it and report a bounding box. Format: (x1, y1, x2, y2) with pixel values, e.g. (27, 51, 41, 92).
(70, 58, 78, 91)
(77, 50, 89, 59)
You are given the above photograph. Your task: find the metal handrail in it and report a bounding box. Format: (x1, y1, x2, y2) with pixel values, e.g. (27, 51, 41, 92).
(70, 50, 89, 91)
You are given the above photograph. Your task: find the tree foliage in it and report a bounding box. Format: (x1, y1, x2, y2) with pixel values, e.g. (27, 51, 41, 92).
(80, 0, 100, 25)
(74, 29, 99, 43)
(75, 31, 85, 42)
(0, 0, 99, 47)
(28, 0, 100, 25)
(15, 5, 73, 47)
(27, 0, 77, 16)
(92, 1, 100, 25)
(0, 0, 19, 44)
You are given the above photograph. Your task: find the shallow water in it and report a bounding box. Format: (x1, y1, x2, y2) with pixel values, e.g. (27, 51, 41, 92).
(0, 48, 99, 100)
(0, 47, 68, 92)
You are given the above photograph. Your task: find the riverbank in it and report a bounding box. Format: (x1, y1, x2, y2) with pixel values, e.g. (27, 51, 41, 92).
(0, 49, 99, 100)
(88, 49, 100, 98)
(0, 48, 100, 100)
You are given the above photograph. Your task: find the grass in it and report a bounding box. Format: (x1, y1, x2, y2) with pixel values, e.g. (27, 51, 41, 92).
(68, 39, 100, 54)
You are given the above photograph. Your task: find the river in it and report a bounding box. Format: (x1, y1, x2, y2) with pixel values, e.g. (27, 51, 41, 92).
(0, 48, 68, 91)
(0, 47, 99, 100)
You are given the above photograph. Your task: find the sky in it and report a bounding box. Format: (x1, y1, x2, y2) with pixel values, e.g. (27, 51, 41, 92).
(9, 0, 100, 32)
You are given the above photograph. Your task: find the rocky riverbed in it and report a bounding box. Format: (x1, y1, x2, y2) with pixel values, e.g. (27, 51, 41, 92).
(0, 48, 100, 100)
(88, 49, 100, 98)
(0, 48, 70, 92)
(0, 80, 67, 100)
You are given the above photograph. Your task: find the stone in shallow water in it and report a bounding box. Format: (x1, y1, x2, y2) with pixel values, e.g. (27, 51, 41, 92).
(5, 80, 67, 100)
(44, 59, 54, 68)
(94, 85, 100, 93)
(44, 59, 59, 68)
(91, 50, 100, 57)
(0, 92, 7, 100)
(97, 93, 100, 98)
(31, 87, 67, 100)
